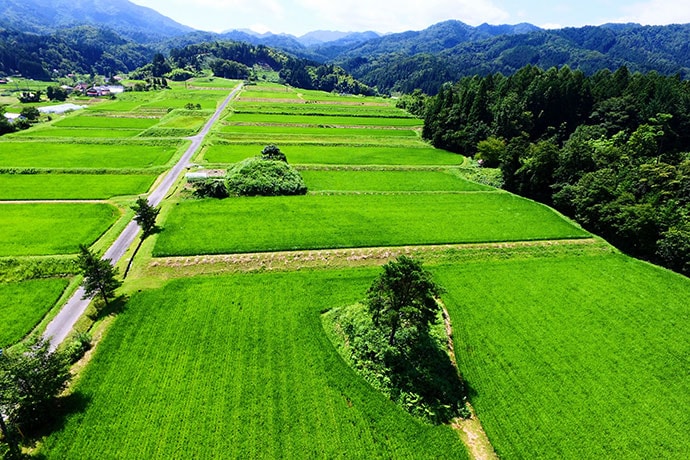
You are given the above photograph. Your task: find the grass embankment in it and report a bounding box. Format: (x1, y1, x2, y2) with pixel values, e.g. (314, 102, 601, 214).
(39, 271, 469, 459)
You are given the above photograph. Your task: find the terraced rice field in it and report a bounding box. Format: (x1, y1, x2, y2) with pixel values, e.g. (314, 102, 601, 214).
(0, 202, 120, 256)
(0, 141, 181, 169)
(0, 174, 157, 200)
(302, 169, 492, 192)
(203, 143, 462, 165)
(39, 271, 470, 459)
(437, 254, 690, 459)
(0, 278, 70, 347)
(154, 193, 589, 256)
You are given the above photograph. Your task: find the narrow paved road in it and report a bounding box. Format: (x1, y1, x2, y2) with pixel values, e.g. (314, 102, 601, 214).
(44, 83, 243, 350)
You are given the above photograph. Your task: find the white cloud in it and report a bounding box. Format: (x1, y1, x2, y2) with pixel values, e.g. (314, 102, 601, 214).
(294, 0, 509, 32)
(617, 0, 690, 24)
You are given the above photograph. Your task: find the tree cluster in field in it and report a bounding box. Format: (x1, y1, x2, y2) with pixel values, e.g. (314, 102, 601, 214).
(325, 256, 465, 423)
(193, 145, 307, 198)
(0, 339, 72, 459)
(421, 65, 690, 276)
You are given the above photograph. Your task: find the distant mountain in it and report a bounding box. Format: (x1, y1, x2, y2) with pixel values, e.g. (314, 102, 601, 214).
(0, 0, 193, 42)
(334, 22, 690, 94)
(333, 20, 542, 60)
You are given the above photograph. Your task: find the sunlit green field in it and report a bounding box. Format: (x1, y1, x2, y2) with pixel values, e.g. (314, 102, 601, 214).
(0, 141, 182, 169)
(0, 174, 157, 200)
(218, 125, 419, 138)
(0, 203, 120, 256)
(437, 254, 690, 459)
(10, 127, 142, 138)
(226, 113, 422, 127)
(154, 193, 589, 256)
(233, 102, 409, 117)
(202, 143, 462, 166)
(0, 278, 69, 348)
(302, 169, 492, 192)
(39, 271, 470, 459)
(53, 116, 160, 129)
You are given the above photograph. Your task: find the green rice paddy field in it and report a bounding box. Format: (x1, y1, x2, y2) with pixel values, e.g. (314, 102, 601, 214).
(0, 278, 70, 348)
(0, 174, 157, 200)
(0, 203, 120, 256)
(302, 169, 492, 192)
(153, 193, 590, 256)
(218, 125, 419, 138)
(39, 271, 470, 459)
(202, 143, 462, 165)
(438, 254, 690, 458)
(232, 102, 409, 117)
(226, 113, 422, 127)
(0, 141, 182, 169)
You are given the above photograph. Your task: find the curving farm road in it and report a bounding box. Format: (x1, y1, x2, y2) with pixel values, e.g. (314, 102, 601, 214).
(44, 83, 243, 350)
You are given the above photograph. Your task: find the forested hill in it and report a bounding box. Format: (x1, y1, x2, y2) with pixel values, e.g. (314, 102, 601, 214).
(419, 65, 690, 276)
(335, 23, 690, 94)
(0, 0, 193, 42)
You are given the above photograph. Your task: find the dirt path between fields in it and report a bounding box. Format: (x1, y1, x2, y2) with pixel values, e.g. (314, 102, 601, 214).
(440, 302, 499, 460)
(147, 238, 605, 277)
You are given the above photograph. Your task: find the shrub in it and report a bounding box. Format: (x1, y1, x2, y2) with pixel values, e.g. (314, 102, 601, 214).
(226, 157, 307, 197)
(193, 178, 229, 198)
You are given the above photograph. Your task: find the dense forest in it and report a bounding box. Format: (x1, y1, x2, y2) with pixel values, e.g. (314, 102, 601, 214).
(339, 23, 690, 94)
(420, 65, 690, 275)
(0, 27, 153, 79)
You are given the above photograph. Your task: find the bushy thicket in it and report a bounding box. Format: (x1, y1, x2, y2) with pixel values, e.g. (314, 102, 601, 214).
(422, 65, 690, 276)
(325, 303, 464, 424)
(226, 157, 307, 197)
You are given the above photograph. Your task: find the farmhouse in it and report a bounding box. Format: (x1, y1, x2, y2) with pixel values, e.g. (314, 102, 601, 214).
(3, 112, 23, 123)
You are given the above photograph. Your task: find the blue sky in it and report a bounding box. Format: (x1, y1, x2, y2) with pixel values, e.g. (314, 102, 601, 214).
(130, 0, 690, 35)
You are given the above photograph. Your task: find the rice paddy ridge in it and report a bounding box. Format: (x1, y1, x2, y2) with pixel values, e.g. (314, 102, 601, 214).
(144, 238, 607, 279)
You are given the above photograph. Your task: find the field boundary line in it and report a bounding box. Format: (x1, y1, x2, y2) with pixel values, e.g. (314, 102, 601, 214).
(146, 238, 608, 276)
(440, 301, 499, 460)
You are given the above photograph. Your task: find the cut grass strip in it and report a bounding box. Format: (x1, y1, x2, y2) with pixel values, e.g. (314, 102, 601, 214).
(154, 193, 589, 256)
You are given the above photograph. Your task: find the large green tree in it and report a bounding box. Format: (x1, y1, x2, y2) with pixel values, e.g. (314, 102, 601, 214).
(366, 255, 442, 346)
(131, 197, 160, 240)
(0, 339, 71, 457)
(76, 245, 122, 307)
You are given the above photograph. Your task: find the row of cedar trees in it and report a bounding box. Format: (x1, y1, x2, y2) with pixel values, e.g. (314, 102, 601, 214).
(413, 65, 690, 276)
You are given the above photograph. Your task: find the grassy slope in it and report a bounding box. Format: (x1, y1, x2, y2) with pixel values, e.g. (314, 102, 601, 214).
(0, 278, 69, 347)
(153, 193, 589, 256)
(41, 271, 469, 459)
(437, 254, 690, 459)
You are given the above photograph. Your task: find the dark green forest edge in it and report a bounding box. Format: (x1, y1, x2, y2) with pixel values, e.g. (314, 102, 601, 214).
(417, 65, 690, 276)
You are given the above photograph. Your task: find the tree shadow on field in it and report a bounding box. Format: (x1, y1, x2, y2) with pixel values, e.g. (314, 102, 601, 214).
(19, 391, 92, 457)
(88, 294, 128, 322)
